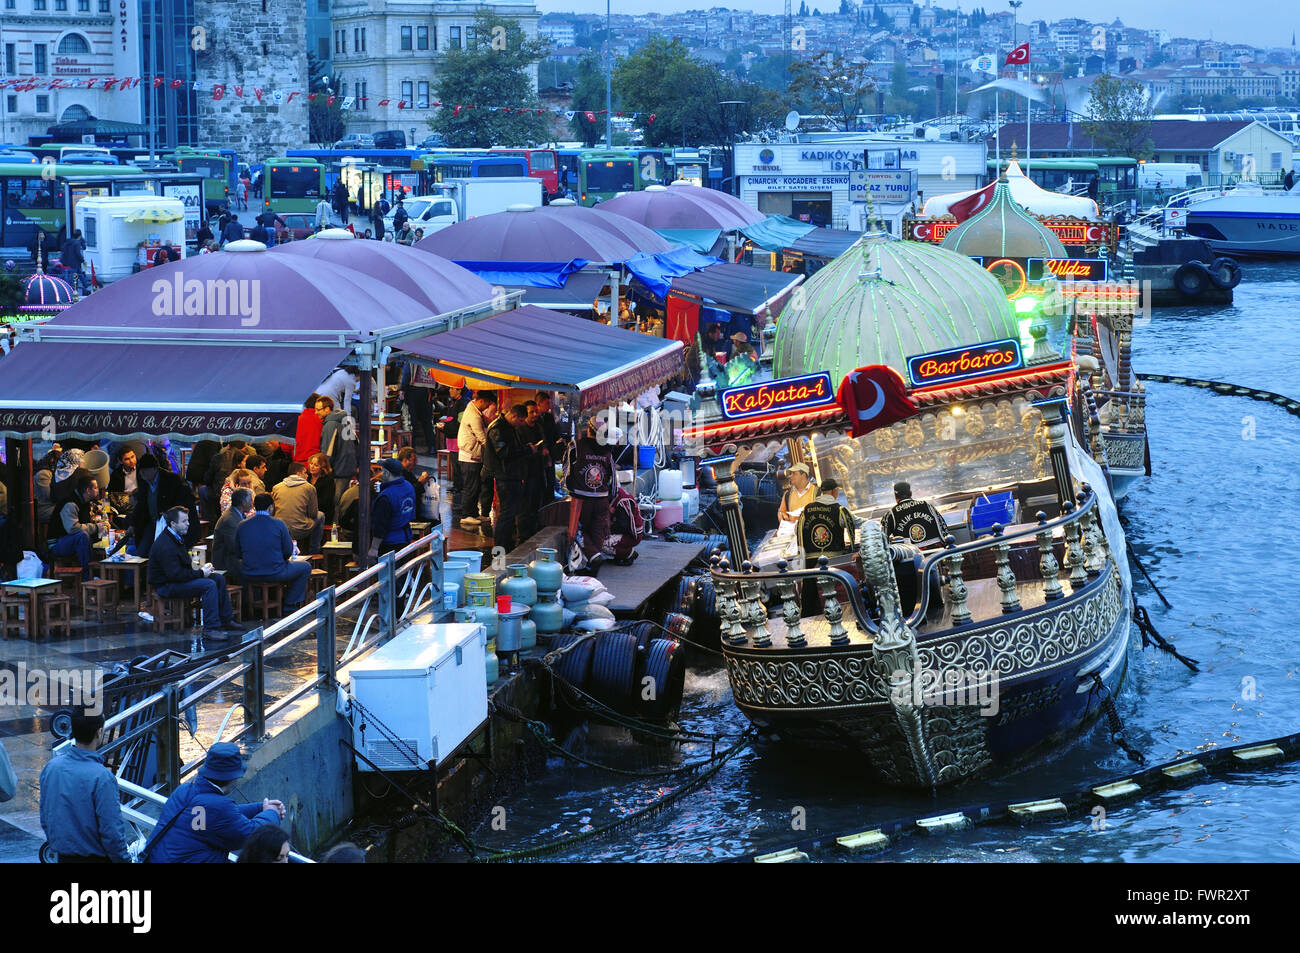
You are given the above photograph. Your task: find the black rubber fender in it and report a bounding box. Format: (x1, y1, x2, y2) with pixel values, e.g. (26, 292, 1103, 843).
(694, 575, 717, 617)
(636, 638, 687, 723)
(589, 630, 639, 711)
(675, 575, 698, 614)
(551, 632, 595, 689)
(1208, 257, 1242, 290)
(1173, 260, 1210, 297)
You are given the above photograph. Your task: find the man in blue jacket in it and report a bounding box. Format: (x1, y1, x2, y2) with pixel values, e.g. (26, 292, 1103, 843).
(372, 459, 415, 557)
(235, 492, 311, 612)
(148, 505, 240, 641)
(144, 742, 284, 863)
(39, 711, 131, 863)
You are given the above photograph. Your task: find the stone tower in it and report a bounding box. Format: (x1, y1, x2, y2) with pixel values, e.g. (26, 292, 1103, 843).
(194, 0, 310, 160)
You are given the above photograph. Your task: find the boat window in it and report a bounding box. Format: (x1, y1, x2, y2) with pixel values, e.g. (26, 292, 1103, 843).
(810, 399, 1050, 516)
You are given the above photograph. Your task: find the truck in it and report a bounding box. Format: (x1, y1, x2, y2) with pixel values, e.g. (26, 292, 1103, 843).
(76, 196, 187, 285)
(383, 176, 542, 234)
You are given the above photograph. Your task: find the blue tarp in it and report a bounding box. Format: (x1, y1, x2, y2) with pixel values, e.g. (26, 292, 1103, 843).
(450, 258, 590, 289)
(623, 246, 720, 298)
(653, 228, 723, 254)
(738, 214, 816, 251)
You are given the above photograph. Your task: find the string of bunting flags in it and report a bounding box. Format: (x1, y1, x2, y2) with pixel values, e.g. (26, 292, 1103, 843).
(0, 75, 654, 121)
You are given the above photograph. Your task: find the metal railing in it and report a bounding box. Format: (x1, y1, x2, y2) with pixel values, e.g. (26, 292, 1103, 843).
(96, 531, 443, 827)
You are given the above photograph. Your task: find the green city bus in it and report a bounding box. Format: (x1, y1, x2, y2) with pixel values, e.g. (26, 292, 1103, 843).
(987, 156, 1137, 200)
(577, 150, 638, 206)
(263, 158, 327, 214)
(169, 148, 232, 215)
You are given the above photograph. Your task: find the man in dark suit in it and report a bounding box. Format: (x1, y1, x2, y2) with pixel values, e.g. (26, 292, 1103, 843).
(212, 488, 252, 582)
(146, 506, 239, 641)
(235, 493, 311, 613)
(132, 454, 198, 558)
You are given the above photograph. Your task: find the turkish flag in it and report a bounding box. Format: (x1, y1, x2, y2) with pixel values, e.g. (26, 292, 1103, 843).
(947, 180, 996, 222)
(584, 111, 597, 122)
(836, 365, 916, 438)
(1005, 42, 1030, 66)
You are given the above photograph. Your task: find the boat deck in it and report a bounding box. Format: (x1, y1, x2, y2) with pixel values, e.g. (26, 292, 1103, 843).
(732, 577, 1051, 651)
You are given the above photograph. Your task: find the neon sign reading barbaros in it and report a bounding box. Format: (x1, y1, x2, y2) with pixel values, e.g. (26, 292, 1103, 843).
(915, 348, 1017, 379)
(906, 338, 1026, 388)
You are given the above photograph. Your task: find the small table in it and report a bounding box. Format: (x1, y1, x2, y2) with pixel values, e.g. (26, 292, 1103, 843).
(1, 578, 64, 640)
(96, 556, 149, 612)
(322, 541, 354, 579)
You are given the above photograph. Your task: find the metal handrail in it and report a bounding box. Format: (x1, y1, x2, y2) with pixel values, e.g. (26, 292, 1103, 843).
(710, 561, 880, 636)
(905, 487, 1101, 626)
(98, 531, 442, 799)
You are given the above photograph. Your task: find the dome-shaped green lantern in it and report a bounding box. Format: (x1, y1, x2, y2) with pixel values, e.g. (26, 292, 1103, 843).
(940, 168, 1068, 261)
(773, 235, 1020, 384)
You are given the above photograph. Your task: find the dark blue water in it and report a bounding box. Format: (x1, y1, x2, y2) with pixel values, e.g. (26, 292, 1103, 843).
(475, 263, 1300, 862)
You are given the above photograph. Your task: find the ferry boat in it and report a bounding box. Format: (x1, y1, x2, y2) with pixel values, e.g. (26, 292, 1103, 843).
(1181, 181, 1300, 257)
(680, 235, 1134, 789)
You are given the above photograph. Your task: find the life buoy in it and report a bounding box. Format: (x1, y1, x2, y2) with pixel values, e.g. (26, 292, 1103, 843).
(1173, 261, 1211, 297)
(1208, 257, 1242, 290)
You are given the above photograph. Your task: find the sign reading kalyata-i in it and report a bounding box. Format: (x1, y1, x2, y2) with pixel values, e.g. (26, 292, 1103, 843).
(720, 372, 836, 421)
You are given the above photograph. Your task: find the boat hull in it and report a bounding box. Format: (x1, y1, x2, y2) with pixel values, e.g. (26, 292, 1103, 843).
(721, 563, 1130, 788)
(1185, 205, 1300, 258)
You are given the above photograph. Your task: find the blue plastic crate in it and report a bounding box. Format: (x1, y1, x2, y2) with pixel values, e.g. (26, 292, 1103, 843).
(969, 492, 1016, 537)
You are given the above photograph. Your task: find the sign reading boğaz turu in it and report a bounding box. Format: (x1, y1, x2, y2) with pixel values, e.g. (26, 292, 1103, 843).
(720, 372, 836, 421)
(906, 339, 1024, 389)
(1028, 258, 1108, 281)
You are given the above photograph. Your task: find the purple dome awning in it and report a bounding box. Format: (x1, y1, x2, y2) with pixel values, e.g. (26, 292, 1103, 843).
(414, 202, 678, 265)
(44, 241, 436, 335)
(270, 231, 496, 315)
(597, 183, 765, 230)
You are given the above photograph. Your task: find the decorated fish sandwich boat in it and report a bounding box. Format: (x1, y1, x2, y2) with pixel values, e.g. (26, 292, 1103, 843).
(682, 236, 1133, 789)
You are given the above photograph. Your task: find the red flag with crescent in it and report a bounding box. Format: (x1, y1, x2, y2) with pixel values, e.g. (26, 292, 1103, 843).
(836, 365, 916, 438)
(947, 179, 996, 222)
(1005, 42, 1030, 66)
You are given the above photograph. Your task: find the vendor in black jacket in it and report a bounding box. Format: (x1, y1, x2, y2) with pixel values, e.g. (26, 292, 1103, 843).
(147, 505, 239, 641)
(132, 454, 199, 557)
(482, 404, 533, 552)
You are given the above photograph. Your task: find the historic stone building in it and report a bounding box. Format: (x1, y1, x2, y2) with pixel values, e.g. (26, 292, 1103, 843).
(193, 0, 309, 158)
(330, 0, 539, 142)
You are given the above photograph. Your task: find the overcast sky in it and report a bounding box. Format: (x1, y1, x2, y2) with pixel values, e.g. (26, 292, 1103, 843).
(537, 2, 1295, 50)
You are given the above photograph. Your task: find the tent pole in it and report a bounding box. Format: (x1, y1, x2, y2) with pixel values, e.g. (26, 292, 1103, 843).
(357, 368, 373, 569)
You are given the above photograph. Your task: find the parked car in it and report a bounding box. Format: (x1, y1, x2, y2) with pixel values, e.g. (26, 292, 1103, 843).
(417, 134, 447, 149)
(276, 212, 318, 241)
(333, 133, 376, 150)
(372, 129, 406, 149)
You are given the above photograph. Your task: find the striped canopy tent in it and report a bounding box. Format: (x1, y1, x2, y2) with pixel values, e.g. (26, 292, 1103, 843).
(773, 235, 1021, 384)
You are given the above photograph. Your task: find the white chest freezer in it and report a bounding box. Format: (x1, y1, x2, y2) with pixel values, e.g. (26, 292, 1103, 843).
(348, 622, 487, 770)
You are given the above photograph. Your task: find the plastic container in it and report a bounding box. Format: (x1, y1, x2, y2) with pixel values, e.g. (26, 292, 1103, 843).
(637, 445, 656, 470)
(654, 500, 685, 530)
(970, 492, 1016, 538)
(496, 594, 511, 614)
(681, 487, 700, 522)
(657, 469, 684, 501)
(442, 583, 459, 610)
(449, 550, 484, 573)
(464, 572, 496, 606)
(442, 559, 470, 606)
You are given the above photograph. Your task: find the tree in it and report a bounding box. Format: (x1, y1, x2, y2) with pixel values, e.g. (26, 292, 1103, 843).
(307, 52, 345, 145)
(1082, 73, 1154, 159)
(839, 0, 853, 13)
(799, 1, 809, 15)
(568, 54, 609, 147)
(430, 11, 552, 148)
(788, 51, 876, 130)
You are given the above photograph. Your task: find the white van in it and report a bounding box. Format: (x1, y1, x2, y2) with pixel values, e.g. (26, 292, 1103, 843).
(1138, 162, 1204, 192)
(77, 196, 187, 284)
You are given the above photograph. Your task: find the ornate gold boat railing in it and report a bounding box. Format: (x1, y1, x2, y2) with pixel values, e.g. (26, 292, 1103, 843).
(709, 485, 1110, 644)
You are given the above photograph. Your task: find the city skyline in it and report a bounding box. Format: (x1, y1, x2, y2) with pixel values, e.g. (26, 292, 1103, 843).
(537, 1, 1294, 51)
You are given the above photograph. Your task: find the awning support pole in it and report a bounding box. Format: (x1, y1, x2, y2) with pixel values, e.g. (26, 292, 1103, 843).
(357, 361, 374, 569)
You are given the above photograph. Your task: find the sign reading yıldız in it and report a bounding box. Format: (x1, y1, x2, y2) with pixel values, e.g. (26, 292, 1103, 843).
(906, 339, 1025, 389)
(719, 372, 836, 421)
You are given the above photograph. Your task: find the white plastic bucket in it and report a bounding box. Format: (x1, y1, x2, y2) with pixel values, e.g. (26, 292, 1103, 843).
(657, 469, 684, 501)
(442, 583, 459, 610)
(448, 549, 483, 573)
(654, 500, 685, 530)
(443, 559, 470, 606)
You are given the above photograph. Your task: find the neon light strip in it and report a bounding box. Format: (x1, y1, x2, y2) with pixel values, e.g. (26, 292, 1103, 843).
(910, 362, 1072, 398)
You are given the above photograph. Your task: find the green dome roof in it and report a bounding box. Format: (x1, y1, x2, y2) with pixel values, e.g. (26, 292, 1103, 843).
(940, 176, 1067, 260)
(773, 235, 1020, 383)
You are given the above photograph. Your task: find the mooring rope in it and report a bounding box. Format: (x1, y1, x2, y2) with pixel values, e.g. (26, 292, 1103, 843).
(1132, 604, 1198, 672)
(1138, 373, 1300, 416)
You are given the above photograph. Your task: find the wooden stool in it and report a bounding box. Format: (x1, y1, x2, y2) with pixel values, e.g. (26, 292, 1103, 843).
(226, 585, 243, 623)
(81, 580, 120, 622)
(436, 449, 453, 482)
(1, 594, 29, 639)
(51, 566, 84, 614)
(248, 581, 286, 620)
(149, 591, 189, 633)
(306, 568, 328, 601)
(40, 594, 72, 639)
